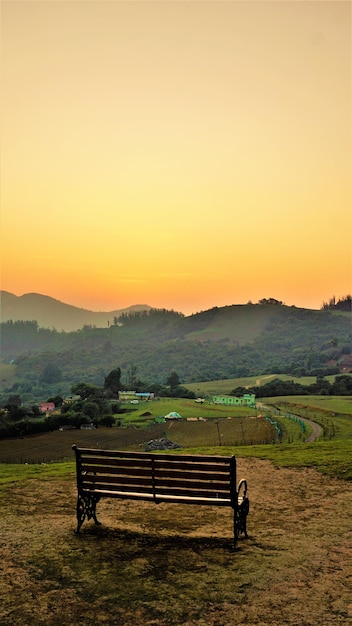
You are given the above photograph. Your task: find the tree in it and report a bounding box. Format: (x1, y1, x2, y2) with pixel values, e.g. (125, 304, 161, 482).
(258, 298, 283, 305)
(100, 415, 115, 427)
(71, 383, 102, 400)
(82, 401, 101, 419)
(104, 367, 122, 397)
(166, 371, 180, 389)
(47, 395, 63, 407)
(39, 363, 62, 384)
(330, 375, 352, 395)
(7, 394, 21, 406)
(5, 403, 27, 421)
(126, 364, 137, 389)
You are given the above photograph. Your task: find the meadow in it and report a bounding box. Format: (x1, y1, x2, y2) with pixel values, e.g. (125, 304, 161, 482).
(0, 392, 351, 625)
(185, 373, 350, 395)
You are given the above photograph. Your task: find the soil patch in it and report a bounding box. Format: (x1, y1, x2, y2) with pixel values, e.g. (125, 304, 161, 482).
(0, 458, 351, 625)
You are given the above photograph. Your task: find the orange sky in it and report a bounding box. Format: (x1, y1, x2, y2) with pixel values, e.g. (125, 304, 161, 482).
(1, 0, 351, 315)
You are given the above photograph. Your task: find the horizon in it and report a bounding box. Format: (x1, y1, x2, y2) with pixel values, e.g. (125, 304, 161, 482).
(3, 288, 349, 316)
(2, 2, 351, 313)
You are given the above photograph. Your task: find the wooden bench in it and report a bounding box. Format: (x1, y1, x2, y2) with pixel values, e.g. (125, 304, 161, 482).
(72, 445, 249, 547)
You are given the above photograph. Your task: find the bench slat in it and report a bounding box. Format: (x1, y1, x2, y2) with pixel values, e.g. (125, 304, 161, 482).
(82, 475, 153, 487)
(82, 473, 230, 489)
(154, 468, 230, 481)
(80, 457, 153, 469)
(84, 488, 232, 506)
(154, 460, 231, 473)
(76, 447, 232, 464)
(81, 464, 153, 477)
(83, 483, 155, 495)
(154, 478, 230, 491)
(80, 458, 231, 475)
(83, 476, 230, 492)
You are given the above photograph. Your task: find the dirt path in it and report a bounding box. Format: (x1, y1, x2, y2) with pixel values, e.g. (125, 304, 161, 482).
(303, 416, 323, 442)
(0, 458, 351, 625)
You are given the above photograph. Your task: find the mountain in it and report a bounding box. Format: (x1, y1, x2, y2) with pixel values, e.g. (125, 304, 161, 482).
(1, 302, 351, 403)
(0, 291, 151, 332)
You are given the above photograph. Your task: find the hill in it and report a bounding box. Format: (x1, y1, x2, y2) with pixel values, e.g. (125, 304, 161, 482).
(0, 302, 350, 403)
(0, 291, 151, 332)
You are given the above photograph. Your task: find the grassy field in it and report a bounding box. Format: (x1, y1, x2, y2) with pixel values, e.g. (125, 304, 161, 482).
(185, 374, 352, 395)
(266, 394, 352, 416)
(264, 395, 352, 443)
(0, 456, 351, 625)
(120, 397, 258, 424)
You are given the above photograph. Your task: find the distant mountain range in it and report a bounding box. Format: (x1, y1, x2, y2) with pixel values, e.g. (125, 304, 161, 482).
(1, 293, 351, 400)
(0, 291, 151, 332)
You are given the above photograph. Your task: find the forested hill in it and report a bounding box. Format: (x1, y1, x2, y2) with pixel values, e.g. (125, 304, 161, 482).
(1, 304, 351, 395)
(0, 291, 151, 331)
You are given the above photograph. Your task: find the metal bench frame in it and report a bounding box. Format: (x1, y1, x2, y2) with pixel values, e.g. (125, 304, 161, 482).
(72, 445, 249, 547)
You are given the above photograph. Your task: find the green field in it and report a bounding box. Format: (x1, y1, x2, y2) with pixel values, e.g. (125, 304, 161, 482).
(119, 396, 257, 425)
(185, 373, 352, 396)
(118, 396, 313, 443)
(266, 394, 352, 415)
(263, 395, 352, 443)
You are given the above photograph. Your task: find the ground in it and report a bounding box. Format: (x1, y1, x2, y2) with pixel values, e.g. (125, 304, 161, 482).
(0, 458, 351, 625)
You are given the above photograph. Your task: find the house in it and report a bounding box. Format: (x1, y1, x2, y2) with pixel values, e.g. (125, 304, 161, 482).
(39, 402, 56, 414)
(136, 392, 154, 400)
(119, 391, 138, 402)
(63, 395, 81, 405)
(119, 391, 154, 402)
(211, 394, 256, 407)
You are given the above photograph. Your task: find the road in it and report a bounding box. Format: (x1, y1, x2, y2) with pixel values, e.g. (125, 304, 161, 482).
(257, 403, 323, 443)
(302, 416, 323, 442)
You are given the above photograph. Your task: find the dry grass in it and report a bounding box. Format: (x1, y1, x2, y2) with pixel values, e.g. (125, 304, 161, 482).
(1, 458, 351, 625)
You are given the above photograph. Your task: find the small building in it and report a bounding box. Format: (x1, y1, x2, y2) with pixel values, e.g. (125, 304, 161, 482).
(39, 402, 56, 414)
(119, 391, 154, 402)
(136, 392, 154, 400)
(211, 394, 256, 407)
(119, 391, 138, 402)
(63, 395, 81, 405)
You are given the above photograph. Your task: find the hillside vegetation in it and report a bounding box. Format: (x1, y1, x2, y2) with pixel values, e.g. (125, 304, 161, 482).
(1, 301, 350, 404)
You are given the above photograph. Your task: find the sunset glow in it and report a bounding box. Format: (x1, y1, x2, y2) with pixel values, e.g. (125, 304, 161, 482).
(1, 0, 351, 315)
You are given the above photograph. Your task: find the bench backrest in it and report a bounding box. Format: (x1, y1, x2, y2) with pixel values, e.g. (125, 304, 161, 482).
(72, 446, 237, 507)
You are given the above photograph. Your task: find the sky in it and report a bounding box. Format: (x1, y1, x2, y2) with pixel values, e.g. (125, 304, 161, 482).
(1, 0, 351, 315)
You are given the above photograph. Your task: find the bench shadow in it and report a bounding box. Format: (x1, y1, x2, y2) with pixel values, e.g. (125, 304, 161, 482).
(73, 523, 245, 552)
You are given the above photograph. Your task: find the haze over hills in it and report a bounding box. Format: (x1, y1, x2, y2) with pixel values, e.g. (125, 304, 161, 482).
(0, 291, 151, 332)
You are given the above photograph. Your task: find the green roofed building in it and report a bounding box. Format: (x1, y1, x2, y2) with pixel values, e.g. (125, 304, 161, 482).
(212, 394, 256, 407)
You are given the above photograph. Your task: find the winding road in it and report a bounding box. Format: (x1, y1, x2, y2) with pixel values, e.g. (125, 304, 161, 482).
(301, 416, 323, 442)
(257, 403, 323, 443)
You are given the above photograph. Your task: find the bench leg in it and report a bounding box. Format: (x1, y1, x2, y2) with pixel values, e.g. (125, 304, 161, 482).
(75, 493, 101, 533)
(233, 497, 250, 547)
